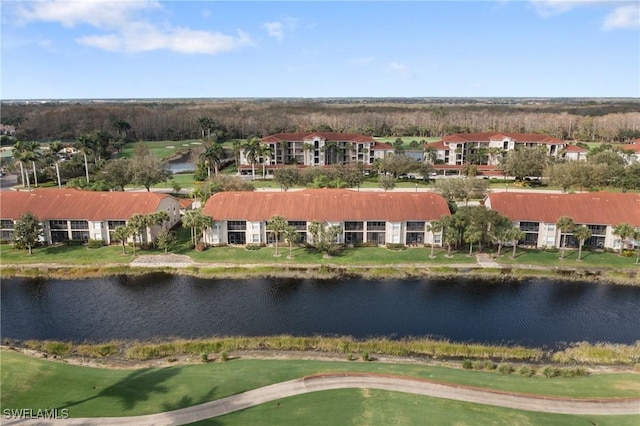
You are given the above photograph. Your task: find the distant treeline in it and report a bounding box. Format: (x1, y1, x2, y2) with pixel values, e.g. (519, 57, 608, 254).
(2, 99, 639, 143)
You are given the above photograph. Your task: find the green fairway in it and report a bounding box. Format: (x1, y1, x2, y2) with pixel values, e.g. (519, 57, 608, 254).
(119, 140, 203, 160)
(194, 388, 640, 426)
(1, 350, 638, 419)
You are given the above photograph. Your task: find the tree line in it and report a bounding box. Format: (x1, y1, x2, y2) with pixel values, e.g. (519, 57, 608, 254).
(2, 99, 639, 144)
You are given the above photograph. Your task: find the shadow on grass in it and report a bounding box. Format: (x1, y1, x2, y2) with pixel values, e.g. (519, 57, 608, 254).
(56, 367, 184, 413)
(160, 384, 218, 413)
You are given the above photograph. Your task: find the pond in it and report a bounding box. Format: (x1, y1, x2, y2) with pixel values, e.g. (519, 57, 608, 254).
(2, 275, 639, 347)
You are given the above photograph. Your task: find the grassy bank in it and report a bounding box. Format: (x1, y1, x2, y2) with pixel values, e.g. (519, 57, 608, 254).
(1, 349, 638, 420)
(6, 337, 640, 366)
(2, 240, 638, 284)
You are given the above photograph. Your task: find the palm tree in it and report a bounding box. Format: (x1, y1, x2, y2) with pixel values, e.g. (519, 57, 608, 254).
(198, 117, 213, 139)
(182, 209, 211, 247)
(259, 144, 274, 179)
(200, 143, 223, 177)
(75, 134, 94, 184)
(182, 209, 200, 247)
(112, 119, 131, 140)
(556, 216, 575, 259)
(634, 228, 640, 264)
(283, 226, 299, 259)
(573, 225, 592, 261)
(266, 214, 287, 257)
(127, 214, 147, 256)
(13, 141, 40, 190)
(49, 141, 63, 188)
(506, 227, 525, 259)
(112, 225, 132, 255)
(426, 219, 442, 258)
(243, 137, 261, 180)
(612, 223, 635, 256)
(231, 140, 243, 171)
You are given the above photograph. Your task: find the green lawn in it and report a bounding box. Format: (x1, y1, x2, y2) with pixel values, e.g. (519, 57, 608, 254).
(1, 350, 638, 419)
(3, 229, 639, 270)
(119, 140, 203, 160)
(497, 248, 639, 268)
(196, 389, 639, 426)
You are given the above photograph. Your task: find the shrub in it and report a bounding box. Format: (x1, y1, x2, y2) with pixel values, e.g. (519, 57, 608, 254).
(200, 352, 209, 363)
(195, 242, 206, 252)
(497, 363, 514, 374)
(245, 244, 262, 250)
(518, 366, 536, 377)
(484, 361, 497, 370)
(87, 239, 104, 249)
(219, 351, 229, 362)
(386, 243, 406, 251)
(543, 366, 562, 378)
(43, 341, 70, 356)
(347, 353, 356, 361)
(462, 359, 473, 369)
(63, 239, 84, 246)
(472, 360, 485, 370)
(361, 351, 371, 362)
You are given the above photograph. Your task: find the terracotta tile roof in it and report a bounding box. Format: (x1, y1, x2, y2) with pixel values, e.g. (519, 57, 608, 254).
(441, 132, 564, 144)
(203, 189, 450, 222)
(261, 132, 376, 143)
(423, 140, 448, 150)
(563, 144, 587, 153)
(179, 198, 195, 209)
(0, 188, 172, 221)
(487, 192, 640, 226)
(370, 142, 393, 150)
(623, 140, 640, 153)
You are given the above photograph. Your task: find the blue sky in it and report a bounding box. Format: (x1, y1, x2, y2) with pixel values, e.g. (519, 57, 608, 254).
(2, 1, 638, 99)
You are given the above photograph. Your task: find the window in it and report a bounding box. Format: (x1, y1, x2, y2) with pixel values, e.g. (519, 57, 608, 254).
(70, 220, 88, 230)
(367, 221, 385, 231)
(406, 221, 425, 232)
(227, 221, 246, 231)
(93, 222, 101, 230)
(392, 223, 401, 231)
(344, 221, 364, 231)
(519, 222, 539, 232)
(288, 221, 306, 230)
(0, 220, 13, 229)
(50, 220, 67, 230)
(108, 220, 126, 230)
(587, 224, 607, 235)
(252, 234, 260, 243)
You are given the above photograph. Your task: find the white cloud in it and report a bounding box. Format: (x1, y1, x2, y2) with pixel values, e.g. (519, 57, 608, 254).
(603, 4, 640, 30)
(529, 0, 639, 30)
(13, 0, 253, 54)
(262, 17, 299, 41)
(386, 62, 411, 78)
(262, 21, 284, 41)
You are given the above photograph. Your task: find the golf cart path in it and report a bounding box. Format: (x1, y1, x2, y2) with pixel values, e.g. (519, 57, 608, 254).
(5, 373, 639, 425)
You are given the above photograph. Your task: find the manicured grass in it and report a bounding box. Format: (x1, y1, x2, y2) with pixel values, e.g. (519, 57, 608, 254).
(1, 350, 638, 419)
(119, 140, 203, 160)
(176, 244, 477, 266)
(195, 389, 640, 426)
(496, 248, 639, 268)
(0, 242, 136, 265)
(162, 173, 195, 189)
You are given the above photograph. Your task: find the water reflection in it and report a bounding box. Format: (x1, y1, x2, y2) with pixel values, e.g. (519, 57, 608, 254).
(1, 275, 639, 347)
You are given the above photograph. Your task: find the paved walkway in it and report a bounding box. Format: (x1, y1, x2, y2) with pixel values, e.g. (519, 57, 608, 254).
(4, 373, 638, 425)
